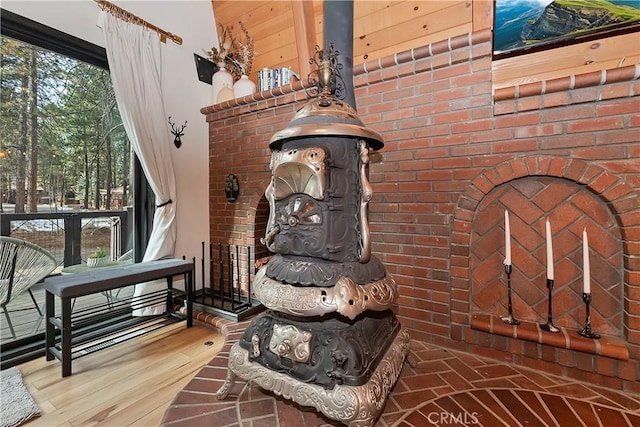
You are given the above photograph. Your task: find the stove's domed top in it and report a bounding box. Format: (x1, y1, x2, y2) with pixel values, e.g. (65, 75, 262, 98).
(269, 45, 384, 151)
(269, 95, 384, 150)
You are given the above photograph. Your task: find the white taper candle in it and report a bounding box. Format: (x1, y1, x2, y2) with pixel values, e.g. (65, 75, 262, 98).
(583, 228, 590, 294)
(504, 210, 511, 266)
(546, 219, 554, 281)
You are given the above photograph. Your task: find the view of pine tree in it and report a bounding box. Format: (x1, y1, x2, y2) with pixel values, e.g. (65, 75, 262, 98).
(27, 47, 38, 213)
(0, 35, 130, 213)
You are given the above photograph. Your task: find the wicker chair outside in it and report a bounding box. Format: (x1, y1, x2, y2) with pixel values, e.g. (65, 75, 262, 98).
(0, 236, 58, 339)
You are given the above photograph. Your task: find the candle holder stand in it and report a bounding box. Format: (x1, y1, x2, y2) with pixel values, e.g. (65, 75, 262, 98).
(501, 264, 520, 325)
(540, 278, 560, 333)
(577, 292, 600, 339)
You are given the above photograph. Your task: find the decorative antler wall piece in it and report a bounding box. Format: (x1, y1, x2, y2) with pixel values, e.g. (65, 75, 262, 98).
(168, 117, 187, 148)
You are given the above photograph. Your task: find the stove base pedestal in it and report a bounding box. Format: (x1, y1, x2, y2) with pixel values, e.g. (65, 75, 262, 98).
(216, 327, 411, 427)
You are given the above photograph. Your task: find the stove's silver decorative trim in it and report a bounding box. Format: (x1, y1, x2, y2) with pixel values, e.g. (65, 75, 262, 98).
(217, 328, 411, 427)
(253, 267, 399, 320)
(263, 153, 279, 249)
(270, 123, 384, 150)
(272, 146, 326, 201)
(268, 323, 313, 363)
(358, 140, 373, 263)
(251, 334, 261, 357)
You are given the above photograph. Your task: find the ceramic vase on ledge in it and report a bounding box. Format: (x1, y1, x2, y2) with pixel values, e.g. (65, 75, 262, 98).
(217, 83, 234, 104)
(87, 257, 107, 268)
(233, 74, 256, 99)
(211, 66, 233, 104)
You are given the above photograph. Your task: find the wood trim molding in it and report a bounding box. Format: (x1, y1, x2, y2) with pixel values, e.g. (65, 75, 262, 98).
(472, 0, 493, 32)
(291, 0, 317, 79)
(0, 8, 108, 69)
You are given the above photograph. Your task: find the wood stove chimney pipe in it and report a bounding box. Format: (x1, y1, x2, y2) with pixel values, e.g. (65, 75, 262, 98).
(324, 0, 356, 110)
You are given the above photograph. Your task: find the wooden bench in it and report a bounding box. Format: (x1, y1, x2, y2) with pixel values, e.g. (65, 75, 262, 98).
(45, 259, 194, 377)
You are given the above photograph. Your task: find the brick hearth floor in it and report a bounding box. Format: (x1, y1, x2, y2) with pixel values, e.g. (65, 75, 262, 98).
(161, 313, 640, 426)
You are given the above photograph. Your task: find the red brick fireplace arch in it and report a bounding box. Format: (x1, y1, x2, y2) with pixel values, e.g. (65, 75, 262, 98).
(451, 155, 640, 356)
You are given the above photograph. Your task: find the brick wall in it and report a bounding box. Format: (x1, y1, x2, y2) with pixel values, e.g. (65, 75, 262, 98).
(203, 29, 640, 392)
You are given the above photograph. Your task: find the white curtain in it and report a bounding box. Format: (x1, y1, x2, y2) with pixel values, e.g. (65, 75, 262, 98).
(99, 11, 177, 315)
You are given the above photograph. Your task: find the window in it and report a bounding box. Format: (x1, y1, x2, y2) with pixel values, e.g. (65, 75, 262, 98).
(0, 9, 150, 364)
(1, 11, 130, 214)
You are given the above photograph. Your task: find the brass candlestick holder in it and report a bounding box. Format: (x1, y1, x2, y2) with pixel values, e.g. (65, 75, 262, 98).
(577, 293, 600, 339)
(501, 264, 519, 325)
(540, 278, 560, 333)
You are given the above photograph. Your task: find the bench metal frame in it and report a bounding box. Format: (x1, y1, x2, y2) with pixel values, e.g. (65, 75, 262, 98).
(45, 259, 194, 377)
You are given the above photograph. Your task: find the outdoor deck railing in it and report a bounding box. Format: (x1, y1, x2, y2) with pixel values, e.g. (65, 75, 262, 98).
(0, 210, 130, 268)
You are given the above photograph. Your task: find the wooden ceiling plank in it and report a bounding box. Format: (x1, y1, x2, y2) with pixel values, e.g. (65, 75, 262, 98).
(255, 41, 300, 71)
(254, 26, 296, 51)
(353, 0, 466, 36)
(472, 0, 493, 31)
(237, 7, 294, 40)
(356, 23, 472, 63)
(353, 2, 472, 57)
(313, 0, 324, 47)
(250, 8, 296, 73)
(354, 1, 400, 19)
(212, 1, 273, 24)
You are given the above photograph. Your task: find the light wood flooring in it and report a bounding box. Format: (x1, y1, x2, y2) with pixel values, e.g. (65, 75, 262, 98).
(18, 322, 224, 427)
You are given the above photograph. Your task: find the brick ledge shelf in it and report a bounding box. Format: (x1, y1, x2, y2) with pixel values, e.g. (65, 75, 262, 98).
(471, 314, 629, 361)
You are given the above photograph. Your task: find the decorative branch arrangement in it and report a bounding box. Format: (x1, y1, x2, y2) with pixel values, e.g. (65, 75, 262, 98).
(206, 21, 254, 79)
(231, 21, 254, 77)
(206, 24, 234, 67)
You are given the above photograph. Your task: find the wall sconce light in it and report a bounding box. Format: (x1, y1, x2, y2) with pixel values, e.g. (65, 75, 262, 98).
(225, 174, 239, 203)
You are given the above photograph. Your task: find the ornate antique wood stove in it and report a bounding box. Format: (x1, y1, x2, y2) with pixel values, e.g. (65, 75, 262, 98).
(216, 5, 410, 426)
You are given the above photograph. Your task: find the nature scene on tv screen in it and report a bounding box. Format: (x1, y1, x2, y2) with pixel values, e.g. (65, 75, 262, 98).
(494, 0, 640, 55)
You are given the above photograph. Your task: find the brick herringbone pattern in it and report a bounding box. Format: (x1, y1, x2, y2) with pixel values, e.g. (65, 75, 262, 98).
(470, 177, 623, 336)
(161, 316, 640, 427)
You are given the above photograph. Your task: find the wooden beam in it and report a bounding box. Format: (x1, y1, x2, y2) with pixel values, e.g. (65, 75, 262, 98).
(472, 0, 493, 32)
(291, 0, 317, 79)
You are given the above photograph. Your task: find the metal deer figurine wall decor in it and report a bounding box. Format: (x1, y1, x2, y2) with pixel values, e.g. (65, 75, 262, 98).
(168, 116, 187, 148)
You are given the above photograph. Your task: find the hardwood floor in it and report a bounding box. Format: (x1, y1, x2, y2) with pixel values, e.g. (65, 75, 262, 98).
(19, 322, 224, 427)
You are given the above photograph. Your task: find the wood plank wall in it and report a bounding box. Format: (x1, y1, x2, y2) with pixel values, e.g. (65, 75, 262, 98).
(210, 0, 639, 91)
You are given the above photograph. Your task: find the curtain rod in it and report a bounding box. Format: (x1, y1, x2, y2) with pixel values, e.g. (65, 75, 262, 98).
(94, 0, 183, 45)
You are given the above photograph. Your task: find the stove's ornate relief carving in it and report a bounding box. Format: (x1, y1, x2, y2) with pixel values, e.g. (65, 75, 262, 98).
(272, 147, 326, 200)
(253, 267, 399, 319)
(268, 323, 312, 363)
(217, 328, 411, 427)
